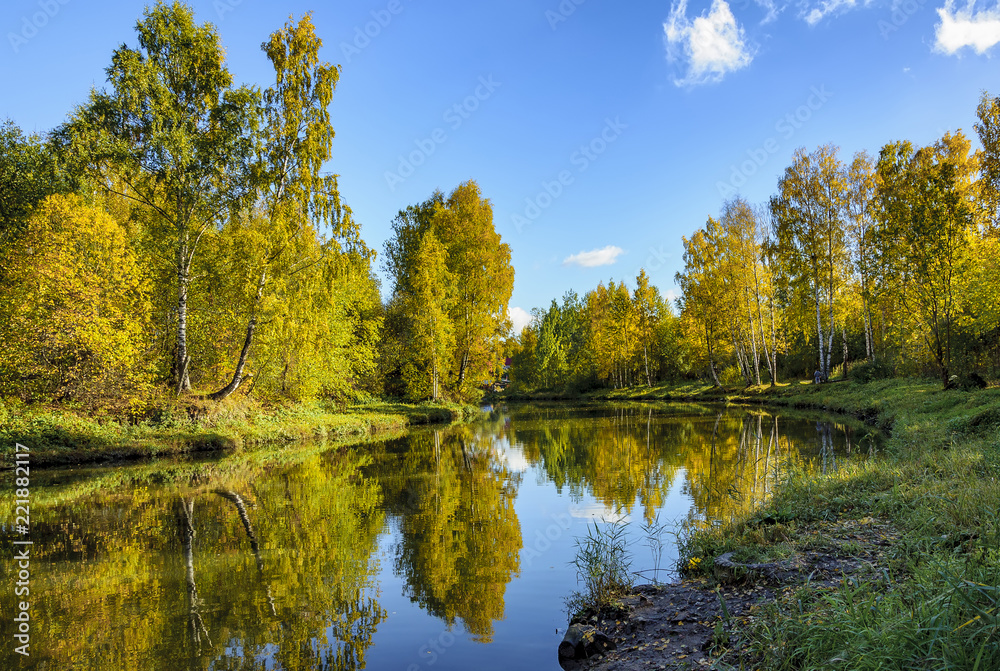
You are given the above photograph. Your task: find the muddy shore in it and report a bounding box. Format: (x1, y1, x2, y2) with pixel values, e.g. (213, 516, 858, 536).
(561, 518, 901, 670)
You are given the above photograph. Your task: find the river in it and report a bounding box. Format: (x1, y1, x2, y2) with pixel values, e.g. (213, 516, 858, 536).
(0, 403, 878, 670)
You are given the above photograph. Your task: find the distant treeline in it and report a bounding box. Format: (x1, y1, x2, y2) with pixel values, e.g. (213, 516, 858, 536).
(510, 98, 1000, 391)
(0, 2, 512, 413)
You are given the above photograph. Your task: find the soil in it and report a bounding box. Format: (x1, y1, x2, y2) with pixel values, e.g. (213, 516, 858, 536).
(560, 518, 901, 671)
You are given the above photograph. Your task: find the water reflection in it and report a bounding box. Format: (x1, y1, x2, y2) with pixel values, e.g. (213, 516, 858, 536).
(0, 405, 876, 670)
(508, 405, 875, 525)
(372, 427, 523, 643)
(3, 450, 387, 670)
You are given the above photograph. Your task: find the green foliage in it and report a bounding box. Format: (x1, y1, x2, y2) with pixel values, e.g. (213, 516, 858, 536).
(58, 0, 259, 392)
(0, 120, 72, 266)
(383, 181, 513, 401)
(0, 4, 383, 412)
(848, 355, 896, 384)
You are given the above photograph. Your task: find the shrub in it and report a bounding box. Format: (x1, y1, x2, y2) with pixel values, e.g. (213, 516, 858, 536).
(848, 356, 896, 384)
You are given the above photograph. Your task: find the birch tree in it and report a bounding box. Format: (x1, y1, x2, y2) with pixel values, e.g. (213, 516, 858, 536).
(209, 13, 367, 400)
(771, 145, 849, 381)
(60, 1, 257, 392)
(845, 151, 878, 360)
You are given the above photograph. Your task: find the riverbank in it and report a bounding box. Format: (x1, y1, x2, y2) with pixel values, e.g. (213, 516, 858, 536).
(0, 395, 479, 467)
(558, 377, 1000, 669)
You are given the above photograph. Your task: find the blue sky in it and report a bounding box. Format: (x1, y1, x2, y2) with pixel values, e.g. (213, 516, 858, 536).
(3, 0, 999, 334)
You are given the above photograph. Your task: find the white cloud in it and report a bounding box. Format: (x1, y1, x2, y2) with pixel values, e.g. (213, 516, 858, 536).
(509, 306, 532, 335)
(664, 0, 754, 86)
(562, 245, 625, 268)
(802, 0, 858, 25)
(756, 0, 781, 23)
(935, 0, 1000, 54)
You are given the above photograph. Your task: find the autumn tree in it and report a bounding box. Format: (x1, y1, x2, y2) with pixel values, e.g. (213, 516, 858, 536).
(0, 195, 152, 406)
(433, 182, 515, 393)
(677, 223, 726, 386)
(771, 145, 850, 381)
(383, 181, 513, 399)
(874, 133, 978, 387)
(208, 13, 369, 401)
(404, 231, 455, 400)
(536, 301, 570, 388)
(845, 151, 879, 360)
(59, 1, 258, 393)
(633, 269, 660, 386)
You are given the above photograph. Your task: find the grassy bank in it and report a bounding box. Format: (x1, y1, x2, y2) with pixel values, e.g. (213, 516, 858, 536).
(0, 395, 479, 466)
(648, 378, 1000, 669)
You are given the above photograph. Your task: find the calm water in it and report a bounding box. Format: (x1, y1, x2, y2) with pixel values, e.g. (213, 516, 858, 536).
(1, 404, 877, 670)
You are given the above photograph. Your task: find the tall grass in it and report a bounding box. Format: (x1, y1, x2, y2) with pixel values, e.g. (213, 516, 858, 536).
(566, 518, 634, 618)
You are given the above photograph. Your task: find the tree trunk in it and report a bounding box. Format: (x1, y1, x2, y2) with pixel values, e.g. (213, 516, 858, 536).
(707, 325, 722, 387)
(216, 490, 262, 564)
(208, 270, 266, 401)
(861, 278, 874, 359)
(841, 322, 849, 377)
(643, 343, 651, 387)
(814, 280, 827, 380)
(769, 292, 778, 387)
(457, 349, 469, 389)
(174, 248, 192, 394)
(208, 316, 256, 401)
(215, 489, 275, 615)
(747, 298, 761, 386)
(178, 498, 211, 653)
(826, 318, 836, 381)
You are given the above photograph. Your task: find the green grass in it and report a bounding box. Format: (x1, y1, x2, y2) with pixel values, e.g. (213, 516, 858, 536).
(0, 395, 479, 466)
(566, 516, 635, 619)
(670, 377, 1000, 669)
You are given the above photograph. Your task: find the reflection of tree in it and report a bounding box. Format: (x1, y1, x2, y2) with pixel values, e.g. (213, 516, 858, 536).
(3, 450, 387, 671)
(514, 407, 688, 522)
(375, 427, 523, 643)
(175, 488, 281, 667)
(511, 405, 864, 525)
(177, 497, 212, 664)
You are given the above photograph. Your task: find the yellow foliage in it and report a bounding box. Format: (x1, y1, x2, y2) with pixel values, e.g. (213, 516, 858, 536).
(0, 194, 152, 407)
